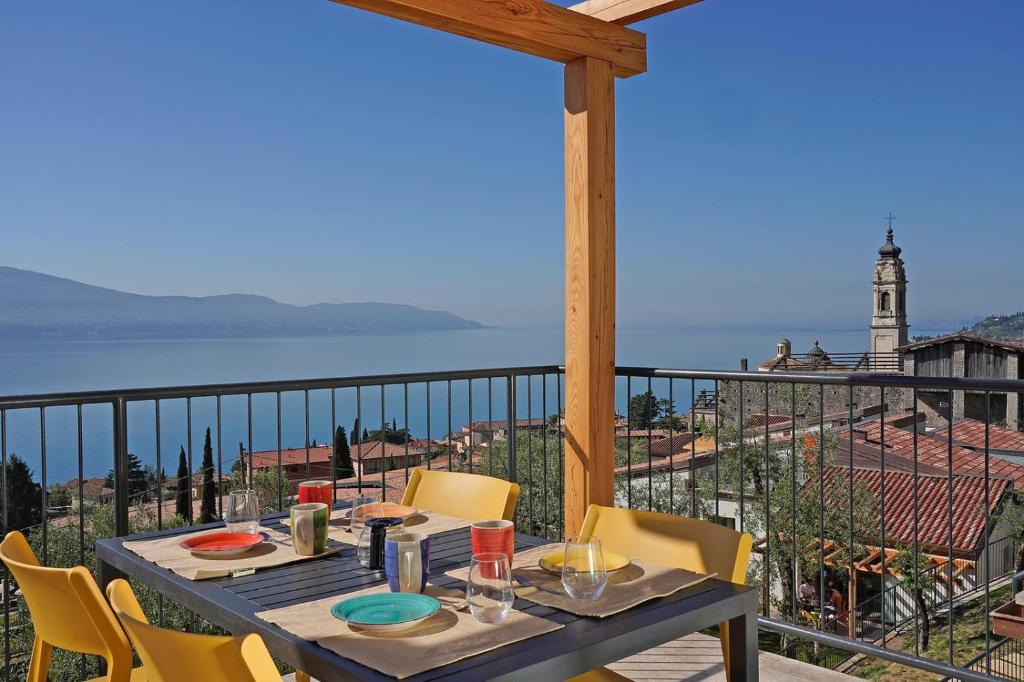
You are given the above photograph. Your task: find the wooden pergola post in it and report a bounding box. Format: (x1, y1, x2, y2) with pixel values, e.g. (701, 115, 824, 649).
(563, 56, 616, 538)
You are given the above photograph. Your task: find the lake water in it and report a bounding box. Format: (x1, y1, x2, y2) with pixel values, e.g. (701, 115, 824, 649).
(0, 325, 942, 485)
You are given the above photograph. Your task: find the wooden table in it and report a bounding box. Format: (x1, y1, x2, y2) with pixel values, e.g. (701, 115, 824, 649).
(96, 511, 759, 681)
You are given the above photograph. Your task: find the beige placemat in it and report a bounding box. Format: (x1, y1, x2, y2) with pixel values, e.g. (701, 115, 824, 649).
(281, 509, 474, 546)
(123, 526, 342, 581)
(447, 543, 716, 618)
(255, 584, 563, 679)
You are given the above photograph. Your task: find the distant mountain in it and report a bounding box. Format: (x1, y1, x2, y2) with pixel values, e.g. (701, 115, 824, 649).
(0, 267, 483, 339)
(970, 312, 1024, 342)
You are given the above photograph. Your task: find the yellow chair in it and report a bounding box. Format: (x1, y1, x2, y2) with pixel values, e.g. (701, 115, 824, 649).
(569, 505, 753, 682)
(106, 578, 282, 682)
(0, 531, 145, 682)
(401, 469, 520, 521)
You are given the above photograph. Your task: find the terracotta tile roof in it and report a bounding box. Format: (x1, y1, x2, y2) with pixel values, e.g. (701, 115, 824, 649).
(849, 418, 1024, 486)
(246, 445, 334, 469)
(935, 419, 1024, 453)
(836, 438, 949, 476)
(245, 442, 427, 469)
(745, 411, 790, 428)
(823, 466, 1009, 556)
(641, 433, 698, 458)
(898, 332, 1024, 353)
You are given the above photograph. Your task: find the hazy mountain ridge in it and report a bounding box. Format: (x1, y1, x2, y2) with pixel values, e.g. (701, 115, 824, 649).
(970, 312, 1024, 342)
(0, 267, 483, 339)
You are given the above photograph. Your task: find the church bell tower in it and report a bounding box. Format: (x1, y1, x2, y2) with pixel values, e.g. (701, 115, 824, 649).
(871, 224, 909, 355)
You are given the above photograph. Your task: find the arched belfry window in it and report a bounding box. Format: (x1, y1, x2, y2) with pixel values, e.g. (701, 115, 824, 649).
(880, 291, 891, 312)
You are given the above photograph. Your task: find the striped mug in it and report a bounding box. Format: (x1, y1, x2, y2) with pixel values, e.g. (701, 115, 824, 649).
(385, 532, 430, 593)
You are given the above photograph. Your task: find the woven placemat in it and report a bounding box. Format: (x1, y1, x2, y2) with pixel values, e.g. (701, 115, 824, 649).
(255, 584, 562, 679)
(447, 543, 716, 618)
(123, 526, 342, 580)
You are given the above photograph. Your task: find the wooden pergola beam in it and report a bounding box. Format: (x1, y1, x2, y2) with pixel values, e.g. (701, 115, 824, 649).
(326, 0, 647, 77)
(570, 0, 704, 25)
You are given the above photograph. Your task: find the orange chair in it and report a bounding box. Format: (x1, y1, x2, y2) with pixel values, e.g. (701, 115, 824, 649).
(0, 531, 145, 682)
(569, 505, 753, 682)
(107, 579, 282, 682)
(401, 469, 520, 521)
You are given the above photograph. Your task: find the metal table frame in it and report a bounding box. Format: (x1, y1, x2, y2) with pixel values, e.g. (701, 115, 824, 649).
(96, 512, 759, 681)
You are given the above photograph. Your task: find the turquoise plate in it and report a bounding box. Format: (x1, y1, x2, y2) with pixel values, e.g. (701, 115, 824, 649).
(331, 593, 441, 632)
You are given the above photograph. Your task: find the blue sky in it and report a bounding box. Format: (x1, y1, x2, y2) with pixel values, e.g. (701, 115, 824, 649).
(1, 0, 1021, 328)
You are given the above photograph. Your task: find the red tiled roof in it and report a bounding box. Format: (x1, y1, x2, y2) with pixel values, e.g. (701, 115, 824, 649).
(850, 419, 1024, 486)
(641, 433, 698, 458)
(898, 332, 1024, 353)
(935, 419, 1024, 453)
(745, 414, 793, 429)
(245, 445, 333, 469)
(823, 466, 1009, 556)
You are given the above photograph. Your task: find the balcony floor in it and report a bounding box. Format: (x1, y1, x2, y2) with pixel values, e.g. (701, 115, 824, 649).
(606, 633, 857, 681)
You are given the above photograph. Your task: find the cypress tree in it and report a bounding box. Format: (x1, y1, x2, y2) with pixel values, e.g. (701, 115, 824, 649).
(175, 445, 190, 522)
(351, 418, 361, 445)
(199, 427, 217, 523)
(362, 427, 369, 442)
(334, 426, 356, 479)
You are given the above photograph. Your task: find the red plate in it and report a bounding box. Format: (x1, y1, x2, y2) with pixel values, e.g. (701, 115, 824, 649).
(179, 532, 265, 558)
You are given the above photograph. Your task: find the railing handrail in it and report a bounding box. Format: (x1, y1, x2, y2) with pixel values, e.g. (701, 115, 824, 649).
(5, 363, 1024, 411)
(0, 365, 564, 410)
(613, 366, 1024, 393)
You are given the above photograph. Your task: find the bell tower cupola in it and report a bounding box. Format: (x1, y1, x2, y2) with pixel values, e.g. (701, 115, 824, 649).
(871, 219, 909, 355)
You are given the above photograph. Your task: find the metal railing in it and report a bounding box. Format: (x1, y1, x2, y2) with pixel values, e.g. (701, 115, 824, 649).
(764, 351, 904, 374)
(2, 363, 1024, 681)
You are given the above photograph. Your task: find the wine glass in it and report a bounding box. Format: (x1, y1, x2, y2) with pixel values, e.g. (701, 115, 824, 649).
(466, 552, 514, 623)
(225, 490, 259, 534)
(561, 537, 608, 601)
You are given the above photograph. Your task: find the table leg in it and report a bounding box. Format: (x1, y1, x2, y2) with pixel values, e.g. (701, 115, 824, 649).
(725, 607, 759, 681)
(97, 557, 128, 592)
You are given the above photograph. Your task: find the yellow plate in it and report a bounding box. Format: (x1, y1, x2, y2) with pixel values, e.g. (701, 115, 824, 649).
(539, 550, 630, 573)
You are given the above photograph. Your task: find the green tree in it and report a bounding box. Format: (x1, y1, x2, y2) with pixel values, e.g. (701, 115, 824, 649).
(175, 445, 190, 522)
(365, 423, 413, 445)
(472, 434, 561, 539)
(47, 483, 71, 509)
(231, 464, 291, 514)
(2, 453, 42, 535)
(351, 418, 361, 445)
(333, 426, 355, 479)
(104, 452, 151, 502)
(199, 427, 217, 523)
(891, 545, 937, 651)
(627, 390, 663, 428)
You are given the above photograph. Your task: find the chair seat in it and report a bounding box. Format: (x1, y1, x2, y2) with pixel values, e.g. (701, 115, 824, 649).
(568, 667, 632, 682)
(85, 666, 147, 682)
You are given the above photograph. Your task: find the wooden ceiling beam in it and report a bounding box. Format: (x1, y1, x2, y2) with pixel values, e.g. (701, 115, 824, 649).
(569, 0, 704, 26)
(326, 0, 647, 77)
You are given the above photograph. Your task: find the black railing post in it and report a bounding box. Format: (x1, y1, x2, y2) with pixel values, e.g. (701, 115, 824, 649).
(112, 397, 130, 537)
(507, 374, 517, 483)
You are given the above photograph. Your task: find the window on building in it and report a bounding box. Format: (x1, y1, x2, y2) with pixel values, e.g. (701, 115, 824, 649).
(880, 291, 891, 312)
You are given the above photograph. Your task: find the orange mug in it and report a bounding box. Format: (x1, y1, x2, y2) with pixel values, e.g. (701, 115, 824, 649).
(298, 480, 333, 505)
(470, 519, 514, 569)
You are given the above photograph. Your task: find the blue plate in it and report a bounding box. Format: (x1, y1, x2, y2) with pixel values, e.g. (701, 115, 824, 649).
(331, 593, 441, 632)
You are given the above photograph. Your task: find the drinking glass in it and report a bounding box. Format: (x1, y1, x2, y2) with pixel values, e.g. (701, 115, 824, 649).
(225, 490, 259, 534)
(466, 552, 514, 624)
(348, 496, 375, 532)
(561, 537, 608, 601)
